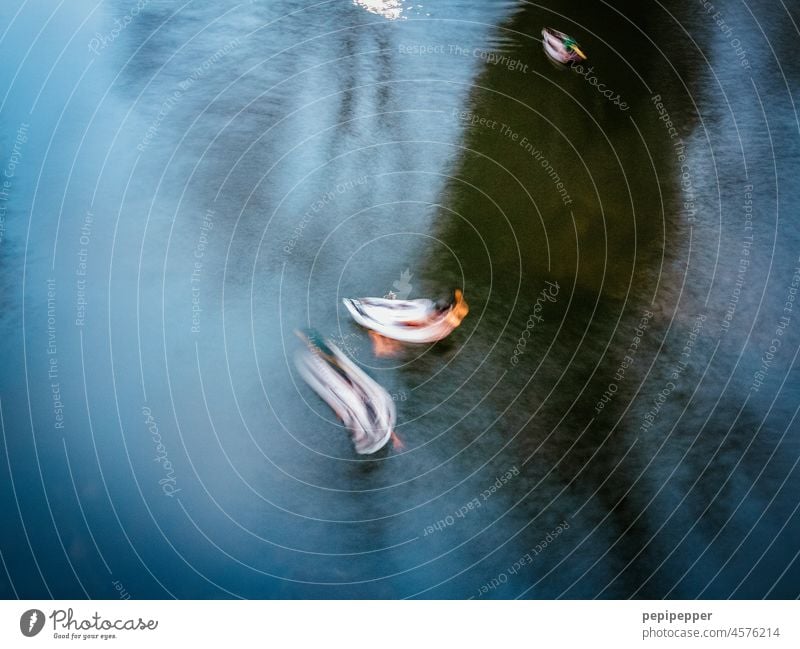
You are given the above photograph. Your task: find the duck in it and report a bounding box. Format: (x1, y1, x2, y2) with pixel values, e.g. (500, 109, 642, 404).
(342, 289, 469, 344)
(542, 27, 587, 65)
(295, 331, 395, 455)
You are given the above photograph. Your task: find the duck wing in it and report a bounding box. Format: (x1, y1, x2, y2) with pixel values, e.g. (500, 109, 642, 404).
(343, 297, 434, 328)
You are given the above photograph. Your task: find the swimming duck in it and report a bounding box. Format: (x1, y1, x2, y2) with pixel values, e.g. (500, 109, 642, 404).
(542, 27, 587, 64)
(295, 332, 395, 455)
(342, 289, 469, 344)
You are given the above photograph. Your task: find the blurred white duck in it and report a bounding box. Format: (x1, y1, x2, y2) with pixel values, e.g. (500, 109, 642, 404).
(342, 289, 469, 344)
(542, 27, 587, 65)
(295, 332, 395, 455)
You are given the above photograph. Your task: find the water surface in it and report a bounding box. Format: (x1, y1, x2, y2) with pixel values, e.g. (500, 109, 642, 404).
(0, 0, 798, 598)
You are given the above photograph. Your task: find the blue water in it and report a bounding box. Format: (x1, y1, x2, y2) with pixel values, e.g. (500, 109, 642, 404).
(1, 0, 798, 599)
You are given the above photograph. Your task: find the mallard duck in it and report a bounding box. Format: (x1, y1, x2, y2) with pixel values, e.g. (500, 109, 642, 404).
(542, 27, 587, 64)
(295, 332, 395, 454)
(342, 289, 469, 344)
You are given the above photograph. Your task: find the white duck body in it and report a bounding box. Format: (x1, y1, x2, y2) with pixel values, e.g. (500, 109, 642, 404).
(295, 336, 395, 454)
(342, 290, 468, 344)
